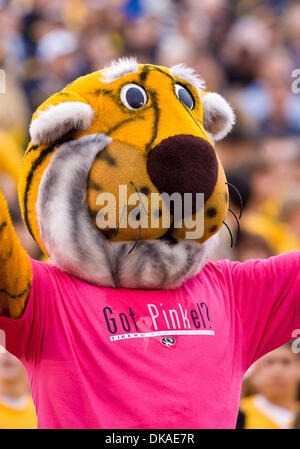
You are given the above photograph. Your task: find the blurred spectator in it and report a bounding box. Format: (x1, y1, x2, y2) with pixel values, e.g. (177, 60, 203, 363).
(122, 14, 160, 62)
(235, 230, 274, 262)
(226, 158, 300, 255)
(0, 349, 37, 429)
(236, 48, 300, 136)
(0, 73, 30, 147)
(221, 15, 273, 86)
(239, 344, 300, 429)
(83, 30, 119, 72)
(280, 196, 300, 249)
(28, 28, 84, 110)
(283, 3, 300, 66)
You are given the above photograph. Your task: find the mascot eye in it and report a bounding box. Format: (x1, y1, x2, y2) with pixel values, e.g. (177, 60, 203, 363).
(175, 84, 194, 110)
(120, 84, 147, 110)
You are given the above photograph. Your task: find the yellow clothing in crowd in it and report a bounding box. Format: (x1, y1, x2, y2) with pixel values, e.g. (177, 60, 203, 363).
(244, 212, 300, 255)
(0, 130, 23, 182)
(240, 395, 298, 429)
(0, 395, 37, 429)
(243, 196, 300, 255)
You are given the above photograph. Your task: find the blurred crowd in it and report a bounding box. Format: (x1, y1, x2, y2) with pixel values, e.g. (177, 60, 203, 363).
(237, 343, 300, 429)
(0, 0, 299, 429)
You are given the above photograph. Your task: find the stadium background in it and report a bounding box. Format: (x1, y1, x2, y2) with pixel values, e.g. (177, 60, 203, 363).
(0, 0, 299, 429)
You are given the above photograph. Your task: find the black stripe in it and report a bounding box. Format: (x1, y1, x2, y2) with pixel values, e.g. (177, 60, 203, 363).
(182, 103, 206, 136)
(140, 65, 174, 82)
(1, 245, 13, 264)
(95, 147, 117, 166)
(139, 65, 150, 82)
(87, 179, 102, 190)
(149, 66, 174, 81)
(106, 114, 146, 136)
(26, 134, 76, 157)
(112, 243, 127, 287)
(0, 281, 31, 299)
(0, 221, 7, 233)
(56, 92, 72, 98)
(25, 144, 39, 156)
(92, 88, 114, 98)
(145, 89, 160, 151)
(23, 144, 58, 238)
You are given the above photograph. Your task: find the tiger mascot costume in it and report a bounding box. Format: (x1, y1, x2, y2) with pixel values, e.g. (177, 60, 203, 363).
(0, 58, 299, 429)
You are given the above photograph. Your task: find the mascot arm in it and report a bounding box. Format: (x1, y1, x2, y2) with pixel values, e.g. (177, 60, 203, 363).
(0, 186, 32, 319)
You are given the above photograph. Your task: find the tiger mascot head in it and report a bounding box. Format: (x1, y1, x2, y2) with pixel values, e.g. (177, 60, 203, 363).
(18, 58, 235, 289)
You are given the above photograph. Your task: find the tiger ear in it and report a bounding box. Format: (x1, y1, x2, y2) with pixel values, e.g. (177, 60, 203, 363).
(30, 92, 94, 145)
(202, 92, 235, 141)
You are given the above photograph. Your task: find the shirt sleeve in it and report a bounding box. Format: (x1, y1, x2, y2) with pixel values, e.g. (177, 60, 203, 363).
(218, 251, 300, 370)
(0, 259, 55, 363)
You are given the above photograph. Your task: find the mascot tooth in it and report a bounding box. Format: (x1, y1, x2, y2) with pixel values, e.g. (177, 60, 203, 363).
(0, 58, 298, 429)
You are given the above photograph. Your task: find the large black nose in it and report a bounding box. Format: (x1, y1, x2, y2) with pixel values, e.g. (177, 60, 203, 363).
(146, 135, 218, 215)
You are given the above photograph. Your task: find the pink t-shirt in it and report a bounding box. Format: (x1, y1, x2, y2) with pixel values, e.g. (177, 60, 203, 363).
(0, 251, 299, 429)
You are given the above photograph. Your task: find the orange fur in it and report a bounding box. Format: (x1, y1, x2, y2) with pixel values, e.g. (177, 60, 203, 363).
(0, 187, 32, 318)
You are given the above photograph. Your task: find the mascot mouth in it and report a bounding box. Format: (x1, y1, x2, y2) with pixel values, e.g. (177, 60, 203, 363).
(158, 224, 178, 246)
(36, 134, 219, 289)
